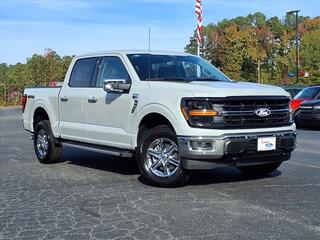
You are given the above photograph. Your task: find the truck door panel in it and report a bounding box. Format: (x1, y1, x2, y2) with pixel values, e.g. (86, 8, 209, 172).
(59, 57, 99, 142)
(86, 56, 132, 148)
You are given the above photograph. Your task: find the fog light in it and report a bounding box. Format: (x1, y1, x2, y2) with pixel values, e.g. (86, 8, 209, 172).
(189, 140, 214, 151)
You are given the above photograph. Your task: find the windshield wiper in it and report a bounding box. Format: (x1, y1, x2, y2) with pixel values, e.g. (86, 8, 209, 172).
(146, 77, 230, 82)
(190, 77, 224, 82)
(147, 77, 189, 82)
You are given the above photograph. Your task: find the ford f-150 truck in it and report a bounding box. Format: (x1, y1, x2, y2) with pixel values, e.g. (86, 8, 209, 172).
(22, 50, 296, 187)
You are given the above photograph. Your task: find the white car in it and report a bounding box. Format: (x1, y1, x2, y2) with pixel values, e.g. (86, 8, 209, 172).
(22, 50, 296, 187)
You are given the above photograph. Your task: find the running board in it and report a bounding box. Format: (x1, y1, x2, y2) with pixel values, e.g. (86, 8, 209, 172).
(62, 140, 134, 158)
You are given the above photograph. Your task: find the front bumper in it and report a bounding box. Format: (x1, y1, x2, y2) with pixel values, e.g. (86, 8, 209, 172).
(296, 112, 320, 125)
(177, 130, 296, 169)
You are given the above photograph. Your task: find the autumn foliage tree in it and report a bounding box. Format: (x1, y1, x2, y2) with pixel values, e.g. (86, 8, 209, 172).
(185, 12, 320, 86)
(0, 50, 73, 105)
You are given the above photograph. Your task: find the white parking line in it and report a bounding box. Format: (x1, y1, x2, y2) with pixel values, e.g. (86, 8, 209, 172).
(295, 148, 320, 155)
(287, 161, 320, 170)
(264, 183, 320, 188)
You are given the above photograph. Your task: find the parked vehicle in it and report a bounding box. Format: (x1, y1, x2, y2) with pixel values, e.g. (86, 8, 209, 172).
(22, 50, 296, 187)
(295, 100, 320, 128)
(282, 85, 304, 98)
(291, 86, 320, 123)
(291, 86, 320, 112)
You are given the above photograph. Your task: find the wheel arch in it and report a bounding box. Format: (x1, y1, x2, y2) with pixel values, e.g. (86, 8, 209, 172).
(29, 100, 59, 136)
(33, 107, 50, 130)
(133, 104, 180, 148)
(138, 113, 175, 141)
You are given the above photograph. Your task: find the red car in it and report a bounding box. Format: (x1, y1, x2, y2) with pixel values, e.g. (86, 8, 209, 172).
(291, 86, 320, 118)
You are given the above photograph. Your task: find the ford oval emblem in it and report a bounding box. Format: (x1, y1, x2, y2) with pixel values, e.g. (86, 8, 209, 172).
(266, 143, 274, 148)
(255, 108, 271, 117)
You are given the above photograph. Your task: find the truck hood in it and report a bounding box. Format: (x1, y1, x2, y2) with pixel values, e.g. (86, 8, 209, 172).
(149, 81, 290, 98)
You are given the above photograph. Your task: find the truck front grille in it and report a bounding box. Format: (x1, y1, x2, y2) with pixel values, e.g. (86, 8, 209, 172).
(211, 96, 293, 129)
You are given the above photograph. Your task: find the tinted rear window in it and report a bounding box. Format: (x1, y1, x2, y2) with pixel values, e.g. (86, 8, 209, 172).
(69, 58, 98, 87)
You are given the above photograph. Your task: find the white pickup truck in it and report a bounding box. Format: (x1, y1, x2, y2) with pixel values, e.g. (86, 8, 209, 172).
(22, 50, 296, 187)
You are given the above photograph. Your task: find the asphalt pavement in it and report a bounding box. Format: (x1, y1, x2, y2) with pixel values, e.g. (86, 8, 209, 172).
(0, 108, 319, 240)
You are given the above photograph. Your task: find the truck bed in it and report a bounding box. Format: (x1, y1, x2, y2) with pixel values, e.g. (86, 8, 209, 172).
(23, 87, 62, 135)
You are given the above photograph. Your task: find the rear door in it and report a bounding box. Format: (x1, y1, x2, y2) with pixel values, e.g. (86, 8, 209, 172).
(59, 57, 99, 142)
(86, 55, 133, 149)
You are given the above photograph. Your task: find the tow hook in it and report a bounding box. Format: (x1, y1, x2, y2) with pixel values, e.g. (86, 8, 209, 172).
(229, 156, 239, 166)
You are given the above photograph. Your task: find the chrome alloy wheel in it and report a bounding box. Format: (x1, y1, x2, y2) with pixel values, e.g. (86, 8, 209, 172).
(36, 129, 49, 158)
(146, 138, 181, 177)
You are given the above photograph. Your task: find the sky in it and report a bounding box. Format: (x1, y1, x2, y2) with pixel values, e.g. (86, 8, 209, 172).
(0, 0, 319, 64)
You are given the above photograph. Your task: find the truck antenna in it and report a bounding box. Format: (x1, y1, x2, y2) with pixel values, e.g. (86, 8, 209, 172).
(148, 28, 151, 81)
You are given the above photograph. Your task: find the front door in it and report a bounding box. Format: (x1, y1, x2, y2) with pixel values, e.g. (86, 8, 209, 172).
(86, 55, 133, 149)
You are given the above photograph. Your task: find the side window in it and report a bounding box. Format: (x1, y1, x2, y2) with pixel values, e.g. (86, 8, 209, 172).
(96, 57, 131, 87)
(69, 58, 98, 87)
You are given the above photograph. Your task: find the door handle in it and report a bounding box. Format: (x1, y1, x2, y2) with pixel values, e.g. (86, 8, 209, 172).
(87, 96, 98, 103)
(60, 96, 69, 102)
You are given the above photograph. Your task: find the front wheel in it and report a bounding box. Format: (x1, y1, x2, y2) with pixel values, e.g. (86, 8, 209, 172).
(34, 120, 62, 164)
(237, 162, 282, 176)
(136, 125, 189, 187)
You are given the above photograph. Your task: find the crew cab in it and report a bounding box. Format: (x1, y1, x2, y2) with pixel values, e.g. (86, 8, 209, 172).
(22, 50, 296, 187)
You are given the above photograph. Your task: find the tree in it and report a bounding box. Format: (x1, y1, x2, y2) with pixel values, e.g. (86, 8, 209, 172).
(0, 50, 74, 106)
(185, 13, 320, 86)
(299, 30, 320, 85)
(0, 63, 9, 104)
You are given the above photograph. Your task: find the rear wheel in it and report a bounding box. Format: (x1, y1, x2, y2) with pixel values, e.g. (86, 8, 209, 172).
(237, 162, 282, 176)
(34, 120, 62, 163)
(136, 125, 189, 187)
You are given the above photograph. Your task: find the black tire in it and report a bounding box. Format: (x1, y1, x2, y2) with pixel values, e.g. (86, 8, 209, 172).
(34, 120, 62, 164)
(136, 125, 189, 187)
(237, 162, 282, 176)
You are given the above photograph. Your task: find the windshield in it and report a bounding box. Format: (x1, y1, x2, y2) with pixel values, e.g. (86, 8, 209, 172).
(294, 87, 320, 99)
(127, 54, 230, 82)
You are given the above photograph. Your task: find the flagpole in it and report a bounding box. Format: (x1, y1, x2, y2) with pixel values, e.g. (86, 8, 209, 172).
(195, 0, 202, 57)
(197, 42, 200, 56)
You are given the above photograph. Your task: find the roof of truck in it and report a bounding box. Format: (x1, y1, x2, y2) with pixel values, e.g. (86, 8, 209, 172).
(76, 50, 194, 58)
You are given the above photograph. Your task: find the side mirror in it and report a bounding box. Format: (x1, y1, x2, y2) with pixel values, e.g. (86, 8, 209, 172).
(103, 79, 131, 93)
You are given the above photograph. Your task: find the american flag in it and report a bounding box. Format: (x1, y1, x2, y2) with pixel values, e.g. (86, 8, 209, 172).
(195, 0, 202, 46)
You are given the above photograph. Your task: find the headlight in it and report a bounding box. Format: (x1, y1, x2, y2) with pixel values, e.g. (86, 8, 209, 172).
(314, 105, 320, 110)
(181, 99, 218, 127)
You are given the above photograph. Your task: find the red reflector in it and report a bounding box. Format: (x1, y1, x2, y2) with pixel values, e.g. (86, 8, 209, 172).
(22, 94, 27, 113)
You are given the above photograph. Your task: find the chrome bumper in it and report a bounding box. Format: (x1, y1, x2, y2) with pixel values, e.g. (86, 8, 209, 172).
(177, 130, 296, 169)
